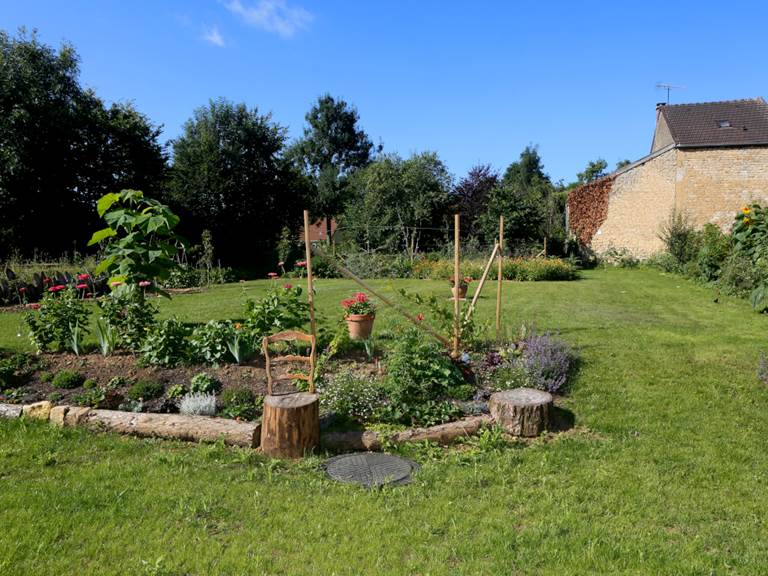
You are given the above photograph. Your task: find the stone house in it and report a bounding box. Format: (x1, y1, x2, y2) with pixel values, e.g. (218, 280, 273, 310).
(567, 98, 768, 257)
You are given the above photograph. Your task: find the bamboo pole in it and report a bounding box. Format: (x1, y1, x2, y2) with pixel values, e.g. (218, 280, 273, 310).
(495, 215, 504, 336)
(303, 210, 318, 384)
(453, 214, 460, 358)
(312, 245, 452, 348)
(464, 241, 499, 322)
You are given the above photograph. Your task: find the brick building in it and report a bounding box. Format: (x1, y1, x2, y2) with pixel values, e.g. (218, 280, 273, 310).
(568, 98, 768, 257)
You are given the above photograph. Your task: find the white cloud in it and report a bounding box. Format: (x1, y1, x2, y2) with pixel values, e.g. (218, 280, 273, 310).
(225, 0, 312, 38)
(203, 26, 226, 47)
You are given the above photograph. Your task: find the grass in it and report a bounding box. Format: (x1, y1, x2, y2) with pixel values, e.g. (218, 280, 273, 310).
(2, 268, 768, 574)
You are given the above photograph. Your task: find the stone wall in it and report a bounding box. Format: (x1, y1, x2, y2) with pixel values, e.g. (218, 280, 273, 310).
(675, 147, 768, 230)
(590, 148, 677, 257)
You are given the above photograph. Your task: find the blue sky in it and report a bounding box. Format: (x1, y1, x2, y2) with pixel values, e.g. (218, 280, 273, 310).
(2, 0, 767, 183)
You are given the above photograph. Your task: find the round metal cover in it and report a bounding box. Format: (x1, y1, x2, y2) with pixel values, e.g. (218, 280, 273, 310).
(322, 453, 419, 488)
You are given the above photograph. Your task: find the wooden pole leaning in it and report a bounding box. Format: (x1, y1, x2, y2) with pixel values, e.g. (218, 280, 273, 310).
(496, 215, 504, 336)
(453, 213, 461, 359)
(311, 244, 452, 349)
(464, 241, 499, 322)
(303, 210, 317, 392)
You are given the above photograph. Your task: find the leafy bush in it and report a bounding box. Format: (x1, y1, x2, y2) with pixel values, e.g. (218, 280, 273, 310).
(71, 388, 106, 407)
(52, 370, 86, 389)
(189, 372, 221, 395)
(658, 211, 699, 268)
(219, 387, 261, 420)
(163, 264, 234, 289)
(98, 284, 158, 351)
(320, 370, 384, 422)
(25, 287, 91, 352)
(0, 353, 34, 389)
(383, 327, 466, 426)
(190, 320, 235, 366)
(106, 376, 129, 390)
(166, 383, 187, 400)
(696, 224, 731, 281)
(179, 392, 217, 416)
(127, 379, 164, 401)
(140, 318, 190, 367)
(516, 332, 574, 393)
(244, 285, 309, 341)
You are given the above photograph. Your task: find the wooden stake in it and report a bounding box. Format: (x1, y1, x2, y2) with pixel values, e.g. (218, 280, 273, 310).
(465, 241, 499, 322)
(453, 213, 460, 358)
(496, 215, 504, 336)
(312, 245, 452, 348)
(303, 210, 318, 368)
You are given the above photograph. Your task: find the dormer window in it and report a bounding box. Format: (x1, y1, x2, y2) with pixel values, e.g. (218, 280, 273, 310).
(718, 120, 732, 128)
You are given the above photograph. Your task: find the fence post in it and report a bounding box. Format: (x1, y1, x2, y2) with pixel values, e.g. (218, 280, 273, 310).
(496, 215, 504, 336)
(303, 210, 318, 375)
(453, 213, 461, 358)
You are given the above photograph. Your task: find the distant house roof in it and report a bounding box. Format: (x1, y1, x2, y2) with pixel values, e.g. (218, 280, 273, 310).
(659, 97, 768, 148)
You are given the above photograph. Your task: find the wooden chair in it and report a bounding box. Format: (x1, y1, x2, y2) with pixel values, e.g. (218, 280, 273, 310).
(262, 330, 316, 395)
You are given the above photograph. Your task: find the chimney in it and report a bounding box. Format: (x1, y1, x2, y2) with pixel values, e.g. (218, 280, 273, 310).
(656, 102, 667, 109)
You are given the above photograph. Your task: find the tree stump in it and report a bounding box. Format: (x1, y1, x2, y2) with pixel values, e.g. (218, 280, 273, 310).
(489, 388, 552, 437)
(260, 393, 320, 458)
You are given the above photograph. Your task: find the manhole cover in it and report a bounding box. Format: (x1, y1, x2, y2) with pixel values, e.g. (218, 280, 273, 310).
(322, 453, 419, 488)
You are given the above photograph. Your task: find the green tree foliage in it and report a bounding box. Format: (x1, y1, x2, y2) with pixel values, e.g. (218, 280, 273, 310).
(453, 164, 499, 241)
(577, 158, 608, 184)
(343, 152, 453, 257)
(167, 98, 305, 264)
(615, 159, 632, 170)
(480, 146, 562, 245)
(0, 29, 167, 259)
(289, 94, 377, 239)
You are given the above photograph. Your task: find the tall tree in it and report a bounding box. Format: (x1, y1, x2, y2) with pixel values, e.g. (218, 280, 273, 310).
(289, 94, 377, 239)
(453, 164, 499, 240)
(344, 152, 452, 258)
(577, 158, 608, 183)
(167, 98, 305, 264)
(0, 29, 167, 258)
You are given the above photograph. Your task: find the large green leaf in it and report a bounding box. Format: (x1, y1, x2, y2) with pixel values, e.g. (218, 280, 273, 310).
(87, 227, 116, 246)
(97, 193, 121, 217)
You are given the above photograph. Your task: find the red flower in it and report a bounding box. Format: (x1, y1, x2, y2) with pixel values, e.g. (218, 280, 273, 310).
(18, 287, 26, 294)
(85, 293, 93, 299)
(296, 261, 307, 268)
(76, 283, 88, 290)
(267, 272, 278, 278)
(341, 298, 356, 308)
(77, 273, 90, 280)
(48, 285, 66, 293)
(29, 303, 41, 310)
(43, 277, 51, 285)
(416, 313, 424, 322)
(283, 283, 293, 290)
(354, 292, 368, 303)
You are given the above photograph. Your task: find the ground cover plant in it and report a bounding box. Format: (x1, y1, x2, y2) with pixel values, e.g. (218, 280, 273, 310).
(1, 268, 768, 573)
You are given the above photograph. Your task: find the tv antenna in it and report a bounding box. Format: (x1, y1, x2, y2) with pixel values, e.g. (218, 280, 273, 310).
(656, 83, 686, 104)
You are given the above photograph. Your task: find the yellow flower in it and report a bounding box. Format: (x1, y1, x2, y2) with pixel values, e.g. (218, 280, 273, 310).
(234, 322, 242, 330)
(742, 206, 751, 215)
(744, 217, 752, 226)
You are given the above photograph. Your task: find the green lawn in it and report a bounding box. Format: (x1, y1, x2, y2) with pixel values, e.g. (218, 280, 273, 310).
(2, 268, 768, 575)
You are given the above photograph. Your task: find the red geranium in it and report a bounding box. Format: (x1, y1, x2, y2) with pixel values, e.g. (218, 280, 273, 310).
(48, 284, 66, 293)
(341, 292, 376, 317)
(77, 273, 90, 280)
(283, 283, 293, 290)
(296, 261, 307, 268)
(76, 283, 88, 290)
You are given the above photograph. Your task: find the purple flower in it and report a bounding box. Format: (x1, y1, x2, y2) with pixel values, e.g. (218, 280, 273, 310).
(517, 332, 573, 393)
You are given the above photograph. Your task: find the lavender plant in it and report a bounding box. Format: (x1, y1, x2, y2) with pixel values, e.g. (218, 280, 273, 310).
(517, 332, 573, 393)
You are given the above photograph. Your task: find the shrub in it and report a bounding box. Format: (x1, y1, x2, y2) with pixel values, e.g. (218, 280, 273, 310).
(179, 392, 217, 416)
(25, 287, 91, 352)
(220, 387, 261, 420)
(659, 211, 698, 268)
(98, 284, 158, 351)
(516, 332, 574, 394)
(0, 353, 34, 389)
(71, 388, 106, 407)
(383, 326, 466, 426)
(189, 372, 221, 395)
(106, 376, 129, 390)
(52, 370, 86, 389)
(190, 320, 235, 366)
(320, 370, 384, 422)
(140, 318, 190, 367)
(39, 371, 53, 383)
(127, 379, 164, 401)
(244, 285, 309, 341)
(696, 224, 731, 281)
(166, 383, 187, 400)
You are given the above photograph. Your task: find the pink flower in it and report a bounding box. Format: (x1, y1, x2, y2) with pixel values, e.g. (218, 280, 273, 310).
(296, 261, 307, 268)
(341, 298, 355, 308)
(354, 292, 368, 303)
(85, 293, 93, 299)
(267, 272, 278, 278)
(77, 273, 90, 280)
(48, 285, 66, 293)
(18, 287, 26, 294)
(28, 303, 40, 310)
(110, 281, 123, 287)
(76, 283, 88, 290)
(43, 277, 51, 285)
(139, 281, 151, 287)
(278, 261, 285, 267)
(416, 313, 424, 322)
(283, 283, 293, 290)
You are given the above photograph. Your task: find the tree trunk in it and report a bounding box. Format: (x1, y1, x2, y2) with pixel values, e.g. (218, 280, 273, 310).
(489, 388, 552, 437)
(85, 410, 259, 448)
(260, 393, 320, 458)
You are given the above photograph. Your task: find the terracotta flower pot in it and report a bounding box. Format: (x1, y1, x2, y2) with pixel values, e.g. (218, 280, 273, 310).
(452, 285, 468, 299)
(346, 314, 375, 340)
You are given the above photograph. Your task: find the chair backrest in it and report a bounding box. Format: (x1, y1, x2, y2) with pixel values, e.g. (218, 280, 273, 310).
(262, 330, 316, 395)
